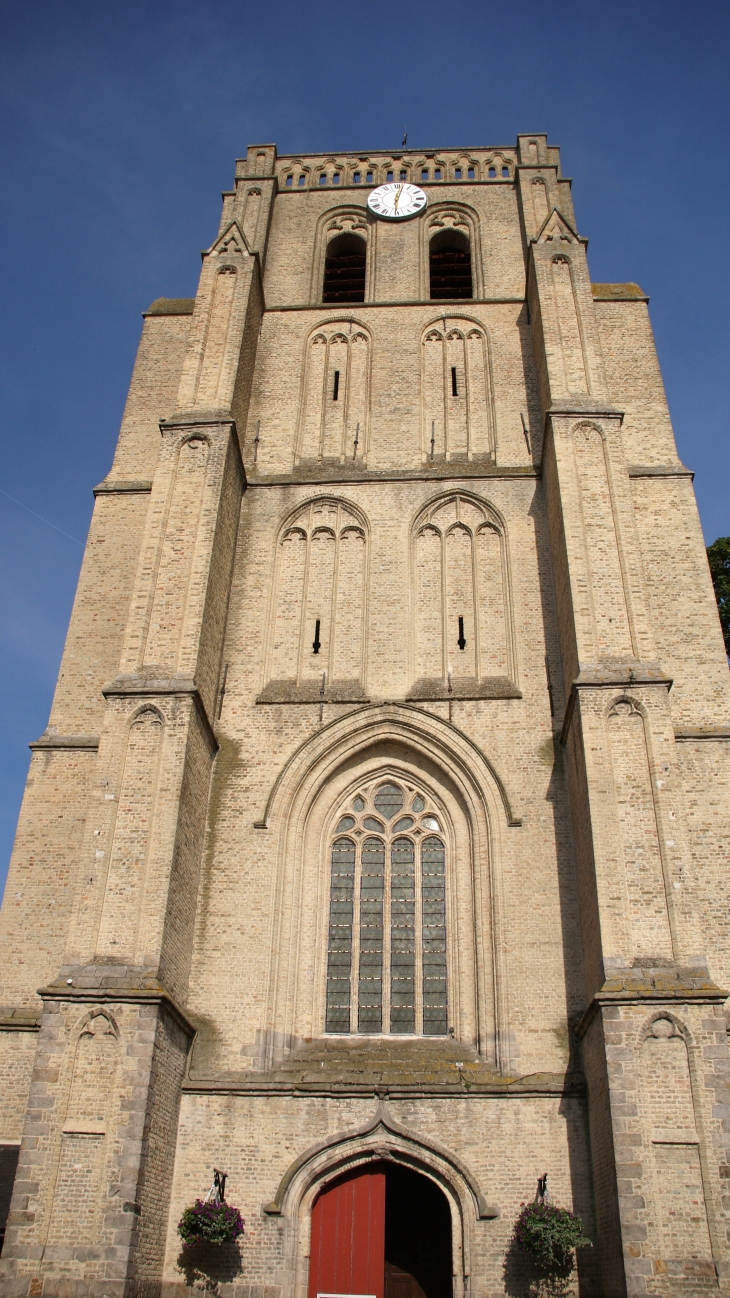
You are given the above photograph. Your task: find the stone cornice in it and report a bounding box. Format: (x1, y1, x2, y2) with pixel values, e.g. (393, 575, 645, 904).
(29, 732, 100, 751)
(93, 479, 153, 495)
(101, 674, 218, 752)
(39, 977, 197, 1039)
(246, 464, 538, 488)
(559, 664, 673, 745)
(182, 1072, 585, 1100)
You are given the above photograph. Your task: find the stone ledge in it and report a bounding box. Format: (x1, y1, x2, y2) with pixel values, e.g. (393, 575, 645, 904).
(407, 676, 522, 701)
(182, 1073, 586, 1099)
(29, 731, 99, 752)
(246, 462, 537, 487)
(575, 966, 729, 1038)
(257, 680, 369, 704)
(0, 1007, 41, 1032)
(627, 463, 694, 479)
(592, 282, 648, 301)
(40, 969, 198, 1038)
(675, 727, 730, 742)
(93, 478, 152, 496)
(143, 297, 195, 316)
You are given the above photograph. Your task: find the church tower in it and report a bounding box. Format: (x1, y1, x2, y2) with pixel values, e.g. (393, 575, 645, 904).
(1, 136, 729, 1298)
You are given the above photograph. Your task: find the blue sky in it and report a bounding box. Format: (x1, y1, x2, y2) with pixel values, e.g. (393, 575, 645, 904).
(1, 0, 729, 891)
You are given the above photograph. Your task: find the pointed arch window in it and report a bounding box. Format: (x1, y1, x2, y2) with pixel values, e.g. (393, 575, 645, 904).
(429, 228, 472, 300)
(323, 232, 367, 303)
(325, 781, 448, 1036)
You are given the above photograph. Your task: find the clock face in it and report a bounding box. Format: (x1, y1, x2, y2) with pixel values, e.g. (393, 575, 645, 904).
(367, 182, 427, 221)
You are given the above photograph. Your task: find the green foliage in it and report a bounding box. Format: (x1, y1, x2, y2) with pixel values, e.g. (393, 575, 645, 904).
(514, 1201, 591, 1274)
(707, 537, 730, 657)
(178, 1199, 245, 1249)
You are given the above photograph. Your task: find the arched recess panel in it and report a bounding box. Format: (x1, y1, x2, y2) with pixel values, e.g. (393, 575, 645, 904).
(420, 320, 495, 463)
(47, 1015, 119, 1248)
(531, 177, 549, 229)
(297, 323, 371, 464)
(639, 1017, 712, 1266)
(195, 268, 237, 406)
(410, 493, 516, 698)
(573, 423, 632, 657)
(607, 699, 673, 959)
(143, 435, 209, 672)
(551, 255, 587, 393)
(256, 704, 515, 1071)
(263, 498, 368, 700)
(96, 709, 163, 961)
(242, 188, 261, 247)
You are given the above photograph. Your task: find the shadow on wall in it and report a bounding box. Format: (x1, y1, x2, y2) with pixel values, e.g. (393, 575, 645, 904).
(176, 1239, 243, 1291)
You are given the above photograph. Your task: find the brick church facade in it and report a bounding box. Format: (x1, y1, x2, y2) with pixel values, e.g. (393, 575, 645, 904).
(1, 135, 729, 1297)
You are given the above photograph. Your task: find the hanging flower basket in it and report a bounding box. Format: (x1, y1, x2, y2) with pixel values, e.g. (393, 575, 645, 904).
(178, 1198, 245, 1250)
(514, 1200, 591, 1274)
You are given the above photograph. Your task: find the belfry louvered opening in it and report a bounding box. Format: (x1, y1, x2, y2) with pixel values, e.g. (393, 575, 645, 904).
(322, 232, 366, 303)
(429, 229, 472, 300)
(325, 780, 448, 1035)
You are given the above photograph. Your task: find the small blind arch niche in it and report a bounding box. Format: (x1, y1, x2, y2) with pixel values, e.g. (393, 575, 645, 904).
(296, 320, 372, 465)
(421, 318, 496, 463)
(324, 777, 450, 1036)
(409, 493, 518, 699)
(261, 497, 368, 702)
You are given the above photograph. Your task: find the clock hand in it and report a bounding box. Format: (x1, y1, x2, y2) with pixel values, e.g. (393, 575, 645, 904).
(393, 185, 402, 211)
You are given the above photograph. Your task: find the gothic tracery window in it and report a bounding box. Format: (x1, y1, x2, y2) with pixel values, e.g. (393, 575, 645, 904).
(325, 780, 448, 1036)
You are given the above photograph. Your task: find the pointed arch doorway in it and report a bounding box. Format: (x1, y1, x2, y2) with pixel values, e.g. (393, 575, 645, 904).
(308, 1161, 453, 1298)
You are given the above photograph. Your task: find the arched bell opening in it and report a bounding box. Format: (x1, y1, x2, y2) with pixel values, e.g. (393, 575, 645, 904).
(307, 1161, 453, 1298)
(323, 233, 367, 303)
(429, 230, 472, 301)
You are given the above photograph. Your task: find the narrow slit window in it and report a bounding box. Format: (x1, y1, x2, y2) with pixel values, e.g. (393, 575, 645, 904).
(386, 170, 394, 181)
(434, 168, 441, 180)
(322, 232, 366, 303)
(319, 173, 327, 185)
(286, 175, 293, 186)
(366, 170, 373, 183)
(457, 616, 466, 650)
(468, 166, 475, 178)
(421, 169, 429, 181)
(312, 619, 321, 654)
(353, 171, 361, 183)
(333, 173, 340, 185)
(502, 165, 509, 177)
(488, 166, 496, 178)
(333, 370, 340, 401)
(454, 167, 462, 180)
(451, 366, 458, 396)
(400, 170, 407, 181)
(298, 174, 305, 186)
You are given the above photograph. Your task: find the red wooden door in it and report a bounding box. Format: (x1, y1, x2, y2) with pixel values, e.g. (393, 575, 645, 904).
(308, 1165, 386, 1298)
